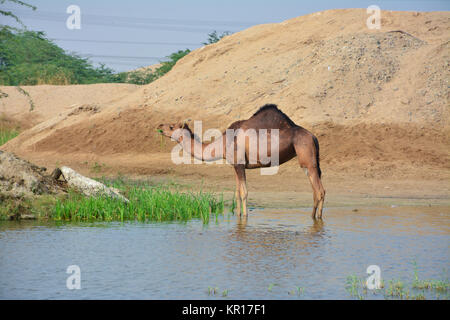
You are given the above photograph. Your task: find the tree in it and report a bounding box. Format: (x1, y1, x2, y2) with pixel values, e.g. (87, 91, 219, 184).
(202, 30, 232, 45)
(0, 0, 36, 30)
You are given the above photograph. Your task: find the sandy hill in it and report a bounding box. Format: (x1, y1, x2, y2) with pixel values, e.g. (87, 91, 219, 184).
(0, 83, 140, 129)
(1, 9, 449, 199)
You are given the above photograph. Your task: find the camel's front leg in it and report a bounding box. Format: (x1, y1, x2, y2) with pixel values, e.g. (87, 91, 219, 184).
(234, 165, 248, 216)
(240, 181, 248, 216)
(233, 166, 242, 215)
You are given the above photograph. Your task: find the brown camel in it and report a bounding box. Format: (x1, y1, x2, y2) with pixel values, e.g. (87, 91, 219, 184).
(157, 104, 325, 219)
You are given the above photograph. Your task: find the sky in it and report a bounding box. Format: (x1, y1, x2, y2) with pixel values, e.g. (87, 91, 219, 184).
(3, 0, 449, 72)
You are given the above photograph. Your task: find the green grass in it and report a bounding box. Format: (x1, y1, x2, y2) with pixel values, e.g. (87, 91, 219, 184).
(288, 286, 305, 296)
(90, 162, 107, 174)
(0, 194, 58, 220)
(267, 283, 279, 292)
(411, 261, 449, 293)
(0, 128, 19, 145)
(52, 183, 224, 224)
(206, 286, 229, 297)
(1, 177, 225, 224)
(345, 263, 449, 300)
(345, 274, 370, 299)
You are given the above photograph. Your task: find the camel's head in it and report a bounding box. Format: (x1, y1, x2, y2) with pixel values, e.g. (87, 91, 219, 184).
(156, 122, 191, 138)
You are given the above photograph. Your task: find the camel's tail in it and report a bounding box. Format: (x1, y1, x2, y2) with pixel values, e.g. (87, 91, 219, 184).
(312, 136, 322, 178)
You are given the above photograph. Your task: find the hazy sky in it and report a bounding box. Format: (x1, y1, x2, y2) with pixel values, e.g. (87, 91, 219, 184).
(4, 0, 449, 71)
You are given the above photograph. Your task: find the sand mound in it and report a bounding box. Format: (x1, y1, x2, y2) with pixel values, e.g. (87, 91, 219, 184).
(1, 9, 449, 183)
(0, 83, 140, 129)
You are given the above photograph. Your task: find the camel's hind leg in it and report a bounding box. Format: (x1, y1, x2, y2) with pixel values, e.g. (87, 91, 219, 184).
(307, 166, 325, 219)
(295, 139, 325, 219)
(312, 190, 318, 219)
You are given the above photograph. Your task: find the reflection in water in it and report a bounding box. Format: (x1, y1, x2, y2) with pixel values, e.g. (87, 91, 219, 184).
(226, 214, 328, 286)
(308, 220, 324, 234)
(0, 206, 449, 299)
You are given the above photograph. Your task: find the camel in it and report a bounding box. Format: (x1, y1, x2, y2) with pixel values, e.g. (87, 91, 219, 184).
(157, 104, 325, 219)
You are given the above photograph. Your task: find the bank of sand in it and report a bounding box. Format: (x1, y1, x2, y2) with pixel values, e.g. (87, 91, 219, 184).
(1, 9, 449, 208)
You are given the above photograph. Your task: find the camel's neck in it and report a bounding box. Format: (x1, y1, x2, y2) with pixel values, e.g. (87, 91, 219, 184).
(179, 131, 224, 162)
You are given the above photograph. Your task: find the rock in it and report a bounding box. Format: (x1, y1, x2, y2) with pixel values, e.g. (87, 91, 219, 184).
(19, 214, 36, 220)
(0, 150, 64, 197)
(59, 166, 129, 203)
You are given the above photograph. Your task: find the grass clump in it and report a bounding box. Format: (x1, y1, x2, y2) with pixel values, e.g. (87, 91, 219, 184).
(0, 194, 58, 220)
(0, 127, 19, 145)
(206, 286, 229, 297)
(52, 184, 224, 224)
(345, 263, 449, 300)
(288, 286, 305, 296)
(345, 274, 370, 299)
(412, 261, 449, 293)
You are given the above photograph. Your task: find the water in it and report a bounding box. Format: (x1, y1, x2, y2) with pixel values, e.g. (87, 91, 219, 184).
(0, 206, 449, 299)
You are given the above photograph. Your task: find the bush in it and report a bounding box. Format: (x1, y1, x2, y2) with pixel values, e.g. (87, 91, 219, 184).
(202, 30, 232, 45)
(115, 49, 190, 85)
(0, 22, 200, 86)
(0, 28, 116, 85)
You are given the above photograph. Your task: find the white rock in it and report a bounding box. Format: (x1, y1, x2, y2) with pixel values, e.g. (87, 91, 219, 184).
(60, 166, 129, 202)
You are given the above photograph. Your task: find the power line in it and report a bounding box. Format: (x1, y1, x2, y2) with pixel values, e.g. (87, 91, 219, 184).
(51, 38, 200, 47)
(82, 54, 163, 60)
(97, 61, 147, 66)
(7, 8, 261, 27)
(7, 8, 251, 33)
(26, 16, 233, 34)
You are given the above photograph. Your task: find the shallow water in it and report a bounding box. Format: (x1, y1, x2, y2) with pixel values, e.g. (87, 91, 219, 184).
(0, 206, 449, 299)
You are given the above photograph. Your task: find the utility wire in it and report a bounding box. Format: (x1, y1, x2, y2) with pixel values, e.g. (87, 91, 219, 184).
(7, 7, 261, 27)
(7, 8, 252, 33)
(82, 54, 163, 60)
(51, 38, 200, 46)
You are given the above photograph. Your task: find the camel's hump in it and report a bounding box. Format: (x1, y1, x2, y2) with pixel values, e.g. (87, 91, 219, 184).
(249, 104, 297, 128)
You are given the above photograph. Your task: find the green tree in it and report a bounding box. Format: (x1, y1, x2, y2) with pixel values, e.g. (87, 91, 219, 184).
(0, 29, 116, 85)
(154, 49, 190, 78)
(202, 30, 232, 45)
(0, 0, 36, 29)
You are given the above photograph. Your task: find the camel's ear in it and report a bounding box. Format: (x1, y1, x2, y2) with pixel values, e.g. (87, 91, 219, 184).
(181, 118, 191, 129)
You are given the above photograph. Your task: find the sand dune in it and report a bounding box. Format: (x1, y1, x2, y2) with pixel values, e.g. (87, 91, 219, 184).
(1, 9, 449, 203)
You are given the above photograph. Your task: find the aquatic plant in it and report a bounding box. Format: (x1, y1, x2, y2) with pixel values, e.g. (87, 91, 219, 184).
(345, 263, 449, 300)
(345, 274, 367, 300)
(411, 261, 449, 293)
(267, 283, 279, 292)
(52, 185, 224, 224)
(207, 286, 219, 296)
(288, 286, 305, 296)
